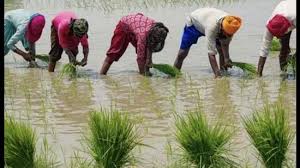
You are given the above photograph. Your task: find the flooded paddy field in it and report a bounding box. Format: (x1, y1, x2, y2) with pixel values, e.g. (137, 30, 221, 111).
(4, 0, 296, 167)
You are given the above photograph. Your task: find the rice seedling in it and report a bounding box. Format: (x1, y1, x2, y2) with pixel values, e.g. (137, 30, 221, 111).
(34, 138, 60, 168)
(69, 151, 93, 168)
(270, 37, 281, 51)
(232, 61, 257, 76)
(59, 63, 77, 78)
(5, 117, 36, 168)
(174, 106, 238, 168)
(242, 103, 295, 168)
(84, 108, 142, 168)
(35, 54, 49, 63)
(152, 64, 182, 77)
(285, 52, 296, 76)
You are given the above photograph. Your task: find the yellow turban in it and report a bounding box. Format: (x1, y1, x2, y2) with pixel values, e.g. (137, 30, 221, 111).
(222, 16, 242, 35)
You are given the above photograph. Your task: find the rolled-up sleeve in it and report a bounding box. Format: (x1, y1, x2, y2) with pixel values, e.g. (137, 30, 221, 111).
(136, 36, 147, 68)
(206, 30, 218, 55)
(259, 29, 273, 57)
(6, 22, 27, 50)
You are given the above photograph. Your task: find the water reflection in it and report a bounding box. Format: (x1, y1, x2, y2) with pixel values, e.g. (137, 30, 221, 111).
(20, 0, 239, 12)
(4, 0, 23, 11)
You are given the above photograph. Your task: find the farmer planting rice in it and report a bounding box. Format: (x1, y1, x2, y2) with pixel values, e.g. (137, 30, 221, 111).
(4, 9, 45, 67)
(257, 0, 296, 76)
(48, 11, 89, 72)
(173, 8, 242, 78)
(99, 13, 169, 76)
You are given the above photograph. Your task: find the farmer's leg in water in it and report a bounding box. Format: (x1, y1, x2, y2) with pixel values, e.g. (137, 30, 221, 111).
(100, 22, 130, 75)
(174, 25, 203, 70)
(174, 48, 190, 70)
(48, 25, 64, 72)
(208, 53, 222, 78)
(279, 31, 291, 71)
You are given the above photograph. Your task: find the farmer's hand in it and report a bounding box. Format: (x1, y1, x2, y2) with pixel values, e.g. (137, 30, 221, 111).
(224, 58, 233, 68)
(144, 71, 153, 77)
(28, 60, 39, 68)
(79, 58, 87, 67)
(23, 53, 34, 62)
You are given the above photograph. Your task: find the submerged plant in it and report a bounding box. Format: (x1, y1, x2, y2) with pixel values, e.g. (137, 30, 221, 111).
(232, 61, 257, 76)
(85, 108, 141, 168)
(152, 64, 182, 77)
(5, 117, 36, 168)
(35, 54, 49, 63)
(243, 103, 295, 168)
(59, 63, 77, 78)
(174, 107, 237, 168)
(270, 37, 281, 51)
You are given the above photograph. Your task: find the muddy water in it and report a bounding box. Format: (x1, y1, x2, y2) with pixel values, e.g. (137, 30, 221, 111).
(4, 0, 296, 167)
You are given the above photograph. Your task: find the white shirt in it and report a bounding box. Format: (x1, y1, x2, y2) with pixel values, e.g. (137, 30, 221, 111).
(186, 8, 231, 55)
(259, 0, 296, 57)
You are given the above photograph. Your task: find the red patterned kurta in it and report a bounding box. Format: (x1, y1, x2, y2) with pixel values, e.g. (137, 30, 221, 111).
(106, 13, 155, 67)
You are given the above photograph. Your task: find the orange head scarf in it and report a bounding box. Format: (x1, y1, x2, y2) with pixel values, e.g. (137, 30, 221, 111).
(222, 16, 242, 35)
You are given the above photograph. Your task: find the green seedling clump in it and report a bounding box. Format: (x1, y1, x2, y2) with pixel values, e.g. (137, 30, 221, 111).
(286, 52, 296, 75)
(232, 62, 257, 76)
(175, 108, 237, 168)
(5, 117, 37, 168)
(85, 108, 141, 168)
(60, 63, 77, 78)
(243, 103, 295, 168)
(270, 37, 281, 51)
(35, 54, 50, 63)
(152, 64, 182, 77)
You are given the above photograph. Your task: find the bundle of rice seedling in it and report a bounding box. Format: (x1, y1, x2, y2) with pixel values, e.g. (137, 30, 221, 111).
(270, 37, 281, 51)
(85, 108, 141, 168)
(232, 62, 257, 76)
(243, 103, 295, 168)
(175, 108, 237, 168)
(152, 64, 182, 77)
(59, 63, 77, 78)
(35, 54, 49, 63)
(286, 53, 296, 75)
(5, 117, 37, 168)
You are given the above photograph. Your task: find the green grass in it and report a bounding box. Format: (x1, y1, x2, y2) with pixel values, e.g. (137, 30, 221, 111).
(85, 108, 141, 168)
(152, 64, 182, 77)
(174, 107, 237, 168)
(243, 103, 295, 168)
(35, 54, 49, 63)
(59, 63, 77, 78)
(232, 62, 257, 76)
(5, 117, 37, 168)
(270, 38, 281, 51)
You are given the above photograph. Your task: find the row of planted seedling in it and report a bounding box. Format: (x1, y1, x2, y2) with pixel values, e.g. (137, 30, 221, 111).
(5, 101, 295, 168)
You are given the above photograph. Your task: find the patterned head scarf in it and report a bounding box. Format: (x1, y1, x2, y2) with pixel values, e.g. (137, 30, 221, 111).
(72, 18, 89, 37)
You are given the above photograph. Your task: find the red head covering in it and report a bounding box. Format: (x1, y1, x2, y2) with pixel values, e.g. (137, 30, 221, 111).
(266, 14, 291, 38)
(26, 15, 46, 43)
